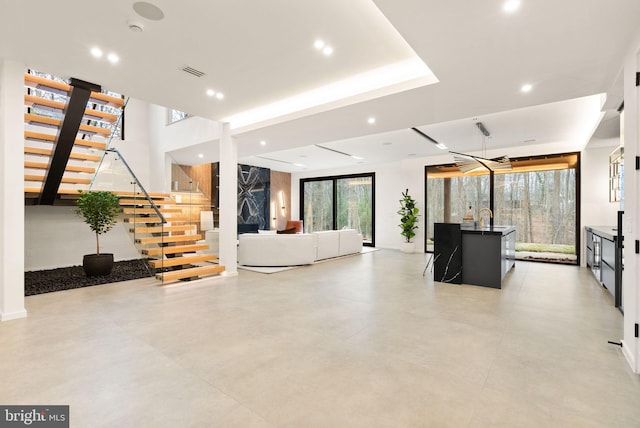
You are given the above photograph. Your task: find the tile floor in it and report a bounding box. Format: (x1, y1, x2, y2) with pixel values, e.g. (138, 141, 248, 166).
(1, 250, 638, 427)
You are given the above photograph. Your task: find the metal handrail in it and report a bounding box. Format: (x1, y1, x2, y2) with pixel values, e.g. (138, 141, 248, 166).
(100, 147, 166, 223)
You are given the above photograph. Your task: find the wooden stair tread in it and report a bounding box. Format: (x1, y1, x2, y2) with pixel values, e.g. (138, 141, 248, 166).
(24, 131, 107, 150)
(25, 113, 112, 136)
(25, 187, 83, 195)
(114, 191, 171, 199)
(89, 92, 125, 108)
(24, 74, 70, 95)
(25, 174, 91, 185)
(148, 254, 217, 268)
(136, 234, 202, 245)
(123, 207, 183, 214)
(142, 243, 208, 256)
(24, 161, 95, 174)
(124, 217, 188, 224)
(119, 199, 176, 206)
(24, 74, 124, 108)
(24, 112, 60, 127)
(24, 94, 119, 124)
(130, 225, 196, 233)
(78, 122, 112, 136)
(24, 188, 152, 196)
(24, 146, 102, 162)
(24, 94, 65, 110)
(156, 264, 225, 282)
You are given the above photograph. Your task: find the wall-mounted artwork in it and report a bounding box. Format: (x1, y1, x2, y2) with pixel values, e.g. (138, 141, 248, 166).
(237, 164, 270, 229)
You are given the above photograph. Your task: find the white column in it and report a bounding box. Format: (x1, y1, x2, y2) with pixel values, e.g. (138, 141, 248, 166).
(218, 122, 238, 276)
(622, 47, 640, 373)
(0, 60, 27, 321)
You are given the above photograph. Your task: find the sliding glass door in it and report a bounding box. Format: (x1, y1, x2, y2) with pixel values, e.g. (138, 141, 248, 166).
(302, 173, 375, 245)
(303, 179, 333, 232)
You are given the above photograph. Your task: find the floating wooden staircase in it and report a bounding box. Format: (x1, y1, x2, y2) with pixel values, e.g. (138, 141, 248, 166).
(22, 71, 225, 285)
(23, 72, 124, 203)
(119, 193, 225, 283)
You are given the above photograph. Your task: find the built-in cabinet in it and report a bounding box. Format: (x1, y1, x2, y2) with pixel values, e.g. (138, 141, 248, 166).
(586, 226, 621, 306)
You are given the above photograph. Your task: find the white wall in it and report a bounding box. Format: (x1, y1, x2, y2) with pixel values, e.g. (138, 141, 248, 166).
(0, 60, 26, 320)
(580, 142, 622, 265)
(620, 35, 640, 374)
(148, 104, 220, 152)
(25, 206, 140, 271)
(113, 98, 153, 190)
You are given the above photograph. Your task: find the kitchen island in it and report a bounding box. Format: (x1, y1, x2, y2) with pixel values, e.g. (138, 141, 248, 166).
(434, 223, 516, 289)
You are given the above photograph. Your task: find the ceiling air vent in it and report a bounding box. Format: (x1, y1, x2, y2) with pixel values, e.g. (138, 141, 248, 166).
(181, 66, 206, 78)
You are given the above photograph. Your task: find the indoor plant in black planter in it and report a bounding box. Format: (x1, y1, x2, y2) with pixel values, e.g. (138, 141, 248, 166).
(398, 188, 419, 253)
(76, 190, 121, 276)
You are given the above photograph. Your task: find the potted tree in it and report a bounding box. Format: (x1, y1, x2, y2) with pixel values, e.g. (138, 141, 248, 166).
(398, 188, 419, 253)
(76, 191, 121, 276)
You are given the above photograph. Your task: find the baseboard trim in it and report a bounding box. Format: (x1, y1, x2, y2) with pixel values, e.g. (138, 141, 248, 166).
(621, 340, 638, 374)
(0, 308, 28, 321)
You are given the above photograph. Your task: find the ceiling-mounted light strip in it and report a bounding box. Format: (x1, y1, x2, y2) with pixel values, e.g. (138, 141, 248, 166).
(410, 127, 448, 150)
(254, 155, 306, 168)
(314, 144, 363, 160)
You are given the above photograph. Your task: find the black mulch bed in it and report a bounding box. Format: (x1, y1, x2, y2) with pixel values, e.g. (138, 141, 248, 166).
(25, 259, 154, 296)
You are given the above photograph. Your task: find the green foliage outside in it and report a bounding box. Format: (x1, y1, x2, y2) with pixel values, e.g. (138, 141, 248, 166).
(76, 191, 121, 255)
(516, 243, 575, 254)
(398, 189, 419, 243)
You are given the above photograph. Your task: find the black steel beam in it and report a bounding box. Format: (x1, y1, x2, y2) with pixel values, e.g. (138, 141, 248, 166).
(38, 78, 101, 205)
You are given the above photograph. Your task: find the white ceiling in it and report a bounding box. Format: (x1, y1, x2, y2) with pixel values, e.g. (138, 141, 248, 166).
(2, 0, 639, 172)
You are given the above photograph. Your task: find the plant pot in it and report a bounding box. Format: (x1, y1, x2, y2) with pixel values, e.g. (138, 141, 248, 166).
(83, 254, 114, 277)
(401, 242, 415, 253)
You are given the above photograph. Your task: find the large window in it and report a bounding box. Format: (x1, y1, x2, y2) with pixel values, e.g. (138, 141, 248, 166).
(27, 70, 125, 140)
(426, 153, 579, 264)
(168, 109, 190, 124)
(301, 173, 375, 245)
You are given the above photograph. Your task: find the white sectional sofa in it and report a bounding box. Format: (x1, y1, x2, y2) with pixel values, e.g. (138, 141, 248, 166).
(237, 229, 363, 267)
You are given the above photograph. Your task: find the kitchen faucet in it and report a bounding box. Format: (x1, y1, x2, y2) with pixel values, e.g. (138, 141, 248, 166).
(479, 208, 493, 228)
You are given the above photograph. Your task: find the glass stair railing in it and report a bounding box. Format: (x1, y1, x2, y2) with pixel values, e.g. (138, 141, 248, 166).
(91, 148, 224, 284)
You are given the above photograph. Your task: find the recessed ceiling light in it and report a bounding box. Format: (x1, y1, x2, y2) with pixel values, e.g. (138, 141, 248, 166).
(206, 89, 215, 97)
(107, 53, 119, 64)
(367, 117, 376, 124)
(314, 39, 325, 50)
(436, 143, 448, 150)
(215, 92, 224, 100)
(503, 0, 521, 13)
(351, 155, 364, 160)
(521, 83, 533, 93)
(90, 47, 103, 58)
(322, 46, 334, 56)
(198, 153, 204, 158)
(294, 163, 306, 167)
(260, 140, 266, 146)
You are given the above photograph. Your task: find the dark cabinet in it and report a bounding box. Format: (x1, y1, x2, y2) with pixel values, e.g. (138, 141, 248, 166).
(601, 237, 616, 299)
(585, 226, 620, 305)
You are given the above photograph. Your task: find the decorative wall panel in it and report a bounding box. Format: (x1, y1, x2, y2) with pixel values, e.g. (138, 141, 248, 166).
(238, 164, 270, 229)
